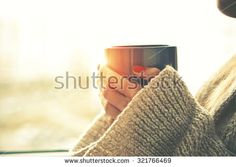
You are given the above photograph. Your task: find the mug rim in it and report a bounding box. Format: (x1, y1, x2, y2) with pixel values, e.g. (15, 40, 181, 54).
(111, 45, 169, 48)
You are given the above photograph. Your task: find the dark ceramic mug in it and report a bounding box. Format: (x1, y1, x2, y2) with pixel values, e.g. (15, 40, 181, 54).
(105, 45, 177, 86)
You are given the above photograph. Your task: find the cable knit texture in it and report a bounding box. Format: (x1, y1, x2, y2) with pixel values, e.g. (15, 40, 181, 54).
(71, 55, 236, 156)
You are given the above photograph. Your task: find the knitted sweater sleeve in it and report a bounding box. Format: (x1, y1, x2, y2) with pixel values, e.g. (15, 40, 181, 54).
(70, 113, 114, 155)
(72, 66, 232, 156)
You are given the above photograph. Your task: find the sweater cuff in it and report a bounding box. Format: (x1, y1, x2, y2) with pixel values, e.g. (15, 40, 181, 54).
(70, 113, 113, 155)
(82, 66, 230, 156)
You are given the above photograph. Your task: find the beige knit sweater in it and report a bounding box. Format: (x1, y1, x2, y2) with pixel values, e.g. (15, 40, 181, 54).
(71, 55, 236, 156)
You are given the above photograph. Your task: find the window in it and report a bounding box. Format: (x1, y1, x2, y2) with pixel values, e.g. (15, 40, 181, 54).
(0, 0, 236, 152)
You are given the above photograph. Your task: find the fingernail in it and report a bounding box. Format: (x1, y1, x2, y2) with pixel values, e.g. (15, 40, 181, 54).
(133, 66, 145, 73)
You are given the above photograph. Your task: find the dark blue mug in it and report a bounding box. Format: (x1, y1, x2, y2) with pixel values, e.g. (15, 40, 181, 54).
(105, 45, 177, 86)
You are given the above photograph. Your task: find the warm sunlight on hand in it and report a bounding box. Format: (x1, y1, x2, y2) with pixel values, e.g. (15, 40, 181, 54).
(98, 65, 160, 119)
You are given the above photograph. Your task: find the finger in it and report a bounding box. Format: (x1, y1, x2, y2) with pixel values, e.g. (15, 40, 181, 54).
(105, 103, 121, 119)
(99, 93, 121, 118)
(144, 67, 160, 77)
(99, 65, 141, 98)
(133, 66, 160, 79)
(102, 88, 131, 111)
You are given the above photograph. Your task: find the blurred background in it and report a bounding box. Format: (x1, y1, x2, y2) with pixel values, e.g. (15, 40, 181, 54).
(0, 0, 236, 151)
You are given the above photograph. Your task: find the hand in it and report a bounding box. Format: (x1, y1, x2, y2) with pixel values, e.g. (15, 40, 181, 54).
(98, 65, 160, 119)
